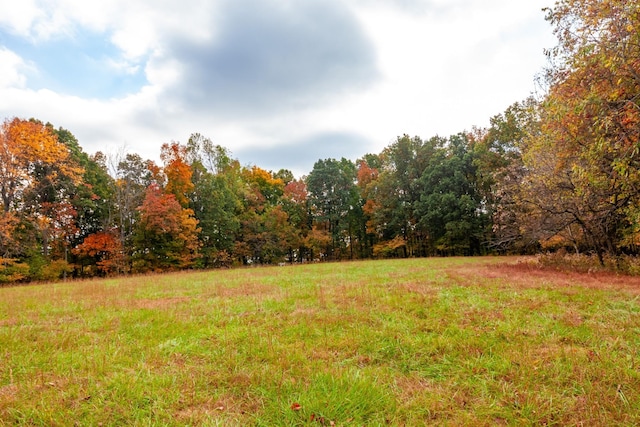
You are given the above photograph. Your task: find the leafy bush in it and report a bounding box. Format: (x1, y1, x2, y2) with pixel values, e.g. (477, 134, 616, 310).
(40, 259, 74, 281)
(0, 258, 29, 284)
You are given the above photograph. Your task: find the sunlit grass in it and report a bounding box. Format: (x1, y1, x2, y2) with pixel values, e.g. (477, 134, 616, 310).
(1, 257, 640, 425)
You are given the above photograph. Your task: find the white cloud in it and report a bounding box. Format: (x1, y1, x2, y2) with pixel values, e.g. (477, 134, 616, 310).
(0, 0, 556, 176)
(0, 0, 44, 38)
(0, 48, 29, 88)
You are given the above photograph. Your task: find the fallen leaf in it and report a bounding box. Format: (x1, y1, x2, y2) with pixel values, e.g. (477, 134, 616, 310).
(291, 402, 302, 411)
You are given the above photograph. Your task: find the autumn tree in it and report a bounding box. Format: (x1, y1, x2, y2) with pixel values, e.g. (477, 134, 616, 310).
(242, 165, 285, 206)
(281, 178, 310, 262)
(50, 128, 117, 277)
(132, 184, 200, 272)
(55, 128, 114, 237)
(110, 152, 154, 269)
(357, 155, 380, 258)
(0, 118, 45, 213)
(73, 230, 124, 276)
(236, 166, 299, 264)
(474, 99, 541, 253)
(0, 118, 84, 278)
(522, 0, 640, 263)
(0, 211, 20, 258)
(0, 118, 83, 213)
(161, 141, 194, 208)
(261, 205, 300, 263)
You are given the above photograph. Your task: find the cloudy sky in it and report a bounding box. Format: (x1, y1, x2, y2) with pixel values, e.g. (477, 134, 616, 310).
(0, 0, 556, 177)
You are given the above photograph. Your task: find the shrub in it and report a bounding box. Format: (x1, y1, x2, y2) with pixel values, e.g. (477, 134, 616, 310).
(40, 259, 74, 282)
(0, 258, 29, 284)
(537, 252, 640, 275)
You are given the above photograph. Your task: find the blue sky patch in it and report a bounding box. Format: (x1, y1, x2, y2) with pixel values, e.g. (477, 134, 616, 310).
(0, 30, 147, 99)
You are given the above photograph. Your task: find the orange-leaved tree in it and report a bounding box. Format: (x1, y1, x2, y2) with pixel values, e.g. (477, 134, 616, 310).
(132, 183, 200, 272)
(522, 0, 640, 262)
(161, 141, 194, 208)
(1, 118, 82, 213)
(0, 118, 84, 277)
(0, 211, 20, 258)
(73, 230, 124, 276)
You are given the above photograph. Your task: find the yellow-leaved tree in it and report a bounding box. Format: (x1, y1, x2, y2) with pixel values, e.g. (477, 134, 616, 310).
(521, 0, 640, 264)
(0, 118, 84, 278)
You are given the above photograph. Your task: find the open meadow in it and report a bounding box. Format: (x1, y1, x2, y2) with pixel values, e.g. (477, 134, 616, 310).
(1, 257, 640, 425)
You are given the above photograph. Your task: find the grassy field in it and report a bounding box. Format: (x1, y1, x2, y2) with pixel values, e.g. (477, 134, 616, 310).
(1, 257, 640, 426)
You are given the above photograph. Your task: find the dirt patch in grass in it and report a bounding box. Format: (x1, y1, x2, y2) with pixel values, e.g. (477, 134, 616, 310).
(401, 282, 441, 297)
(561, 309, 584, 327)
(0, 318, 18, 327)
(175, 402, 223, 423)
(290, 307, 318, 318)
(175, 393, 258, 425)
(134, 296, 191, 310)
(447, 259, 640, 293)
(394, 375, 442, 403)
(0, 383, 18, 403)
(210, 282, 278, 299)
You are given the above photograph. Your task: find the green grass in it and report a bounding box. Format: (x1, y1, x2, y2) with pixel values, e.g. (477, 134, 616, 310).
(1, 257, 640, 425)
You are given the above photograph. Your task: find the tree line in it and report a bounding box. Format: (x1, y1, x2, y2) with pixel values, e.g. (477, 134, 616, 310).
(1, 0, 639, 282)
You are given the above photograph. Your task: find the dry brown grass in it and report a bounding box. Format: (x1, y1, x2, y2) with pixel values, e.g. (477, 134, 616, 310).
(448, 257, 640, 292)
